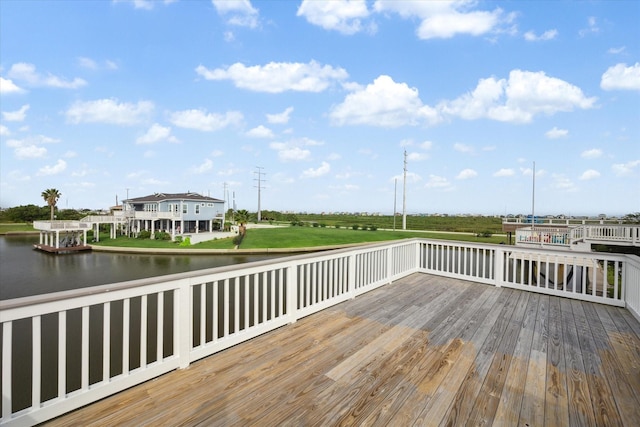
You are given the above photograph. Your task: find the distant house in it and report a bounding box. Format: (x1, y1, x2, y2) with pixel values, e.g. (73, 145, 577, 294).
(123, 192, 225, 236)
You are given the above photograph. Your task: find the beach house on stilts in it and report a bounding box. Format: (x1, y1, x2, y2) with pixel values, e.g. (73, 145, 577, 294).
(123, 192, 226, 238)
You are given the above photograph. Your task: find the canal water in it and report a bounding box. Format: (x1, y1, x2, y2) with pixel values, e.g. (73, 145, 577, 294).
(0, 235, 281, 300)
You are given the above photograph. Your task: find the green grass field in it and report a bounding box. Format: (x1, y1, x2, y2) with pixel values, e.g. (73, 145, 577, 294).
(92, 226, 506, 250)
(0, 223, 36, 233)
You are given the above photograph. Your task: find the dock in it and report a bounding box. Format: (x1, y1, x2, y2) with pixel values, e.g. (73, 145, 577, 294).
(33, 244, 92, 254)
(45, 273, 640, 426)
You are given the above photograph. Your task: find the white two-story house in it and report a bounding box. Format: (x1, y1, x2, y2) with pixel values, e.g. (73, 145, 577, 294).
(123, 192, 225, 237)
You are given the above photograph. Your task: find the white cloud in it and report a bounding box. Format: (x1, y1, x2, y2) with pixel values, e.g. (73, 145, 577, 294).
(78, 57, 119, 71)
(551, 173, 577, 192)
(524, 29, 558, 41)
(0, 125, 9, 136)
(581, 148, 602, 159)
(2, 104, 29, 122)
(297, 0, 372, 35)
(579, 16, 599, 37)
(270, 142, 311, 162)
(601, 63, 640, 91)
(6, 134, 59, 159)
(425, 174, 452, 190)
(608, 46, 626, 55)
(440, 69, 596, 123)
(302, 161, 331, 178)
(114, 0, 176, 10)
(66, 99, 154, 125)
(212, 0, 259, 28)
(612, 160, 640, 176)
(246, 125, 274, 138)
(453, 143, 474, 154)
(330, 75, 440, 127)
(136, 123, 178, 144)
(7, 63, 86, 89)
(196, 61, 348, 93)
(169, 109, 243, 131)
(37, 159, 67, 176)
(266, 107, 294, 124)
(193, 158, 213, 174)
(391, 171, 421, 183)
(456, 168, 477, 180)
(493, 168, 515, 177)
(374, 0, 511, 40)
(545, 126, 568, 139)
(0, 77, 24, 94)
(407, 152, 428, 161)
(580, 169, 600, 180)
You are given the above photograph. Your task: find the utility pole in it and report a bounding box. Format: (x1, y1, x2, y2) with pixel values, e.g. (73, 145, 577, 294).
(254, 166, 266, 222)
(402, 150, 407, 230)
(393, 178, 397, 231)
(531, 161, 536, 230)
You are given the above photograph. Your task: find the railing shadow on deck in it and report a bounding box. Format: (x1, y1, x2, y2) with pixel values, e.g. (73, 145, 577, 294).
(1, 238, 639, 426)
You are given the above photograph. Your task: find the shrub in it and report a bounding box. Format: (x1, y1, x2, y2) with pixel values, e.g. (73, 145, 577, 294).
(154, 231, 171, 240)
(335, 224, 341, 229)
(476, 231, 493, 238)
(137, 230, 151, 239)
(174, 236, 183, 244)
(319, 223, 327, 228)
(369, 225, 378, 231)
(312, 222, 320, 227)
(352, 224, 359, 230)
(179, 236, 191, 247)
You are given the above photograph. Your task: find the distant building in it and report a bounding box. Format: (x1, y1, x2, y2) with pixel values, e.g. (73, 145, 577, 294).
(123, 192, 225, 236)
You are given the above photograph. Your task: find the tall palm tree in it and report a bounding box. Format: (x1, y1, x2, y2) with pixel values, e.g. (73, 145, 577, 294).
(41, 188, 62, 221)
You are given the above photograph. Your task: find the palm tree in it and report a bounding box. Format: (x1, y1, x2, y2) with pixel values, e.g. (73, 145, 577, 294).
(41, 188, 62, 221)
(234, 209, 250, 226)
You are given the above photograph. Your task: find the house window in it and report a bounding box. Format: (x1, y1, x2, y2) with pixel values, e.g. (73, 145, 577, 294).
(195, 205, 200, 215)
(207, 203, 214, 207)
(182, 204, 188, 214)
(144, 203, 157, 212)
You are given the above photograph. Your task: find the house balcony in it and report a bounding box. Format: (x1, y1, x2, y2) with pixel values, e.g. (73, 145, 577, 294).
(2, 239, 639, 426)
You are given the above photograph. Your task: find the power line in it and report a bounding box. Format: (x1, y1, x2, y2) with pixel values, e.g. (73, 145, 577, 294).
(254, 166, 266, 222)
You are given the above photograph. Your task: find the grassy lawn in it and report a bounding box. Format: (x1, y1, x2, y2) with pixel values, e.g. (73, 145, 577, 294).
(0, 223, 36, 233)
(92, 226, 506, 250)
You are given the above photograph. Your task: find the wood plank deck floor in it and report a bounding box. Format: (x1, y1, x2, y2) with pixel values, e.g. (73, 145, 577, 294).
(46, 273, 640, 427)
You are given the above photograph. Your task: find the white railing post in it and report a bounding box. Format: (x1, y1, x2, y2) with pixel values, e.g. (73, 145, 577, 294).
(176, 283, 192, 369)
(494, 247, 504, 288)
(287, 265, 298, 324)
(348, 253, 356, 298)
(387, 246, 394, 283)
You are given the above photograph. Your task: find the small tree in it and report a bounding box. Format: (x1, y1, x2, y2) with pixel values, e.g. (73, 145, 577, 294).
(41, 188, 62, 221)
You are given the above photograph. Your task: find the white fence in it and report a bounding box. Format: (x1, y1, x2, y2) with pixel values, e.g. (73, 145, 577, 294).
(1, 238, 638, 426)
(570, 224, 640, 246)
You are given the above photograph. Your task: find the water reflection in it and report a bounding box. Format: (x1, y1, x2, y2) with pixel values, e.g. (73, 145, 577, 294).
(0, 235, 280, 300)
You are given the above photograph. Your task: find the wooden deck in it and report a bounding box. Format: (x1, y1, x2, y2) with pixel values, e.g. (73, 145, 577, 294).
(46, 273, 640, 426)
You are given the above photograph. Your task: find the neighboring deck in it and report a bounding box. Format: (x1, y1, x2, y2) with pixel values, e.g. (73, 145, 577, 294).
(45, 273, 640, 426)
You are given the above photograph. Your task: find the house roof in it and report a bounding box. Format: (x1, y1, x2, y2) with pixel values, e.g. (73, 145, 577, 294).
(125, 192, 224, 203)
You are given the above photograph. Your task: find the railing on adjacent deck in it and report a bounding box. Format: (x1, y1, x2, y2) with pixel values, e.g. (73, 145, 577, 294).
(32, 221, 91, 231)
(570, 224, 640, 246)
(515, 227, 570, 247)
(1, 238, 639, 426)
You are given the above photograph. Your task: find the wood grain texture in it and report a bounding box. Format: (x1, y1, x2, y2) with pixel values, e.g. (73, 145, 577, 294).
(45, 274, 640, 427)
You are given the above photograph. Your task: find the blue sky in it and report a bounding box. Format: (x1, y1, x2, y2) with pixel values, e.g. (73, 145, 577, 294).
(1, 0, 639, 216)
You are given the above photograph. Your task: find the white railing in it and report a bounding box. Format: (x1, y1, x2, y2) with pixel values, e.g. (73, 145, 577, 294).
(571, 224, 640, 246)
(515, 227, 570, 246)
(129, 211, 182, 220)
(79, 215, 126, 224)
(502, 217, 624, 226)
(32, 221, 91, 231)
(1, 238, 637, 426)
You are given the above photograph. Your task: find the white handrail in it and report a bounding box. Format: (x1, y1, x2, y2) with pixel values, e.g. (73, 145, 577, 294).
(1, 238, 637, 426)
